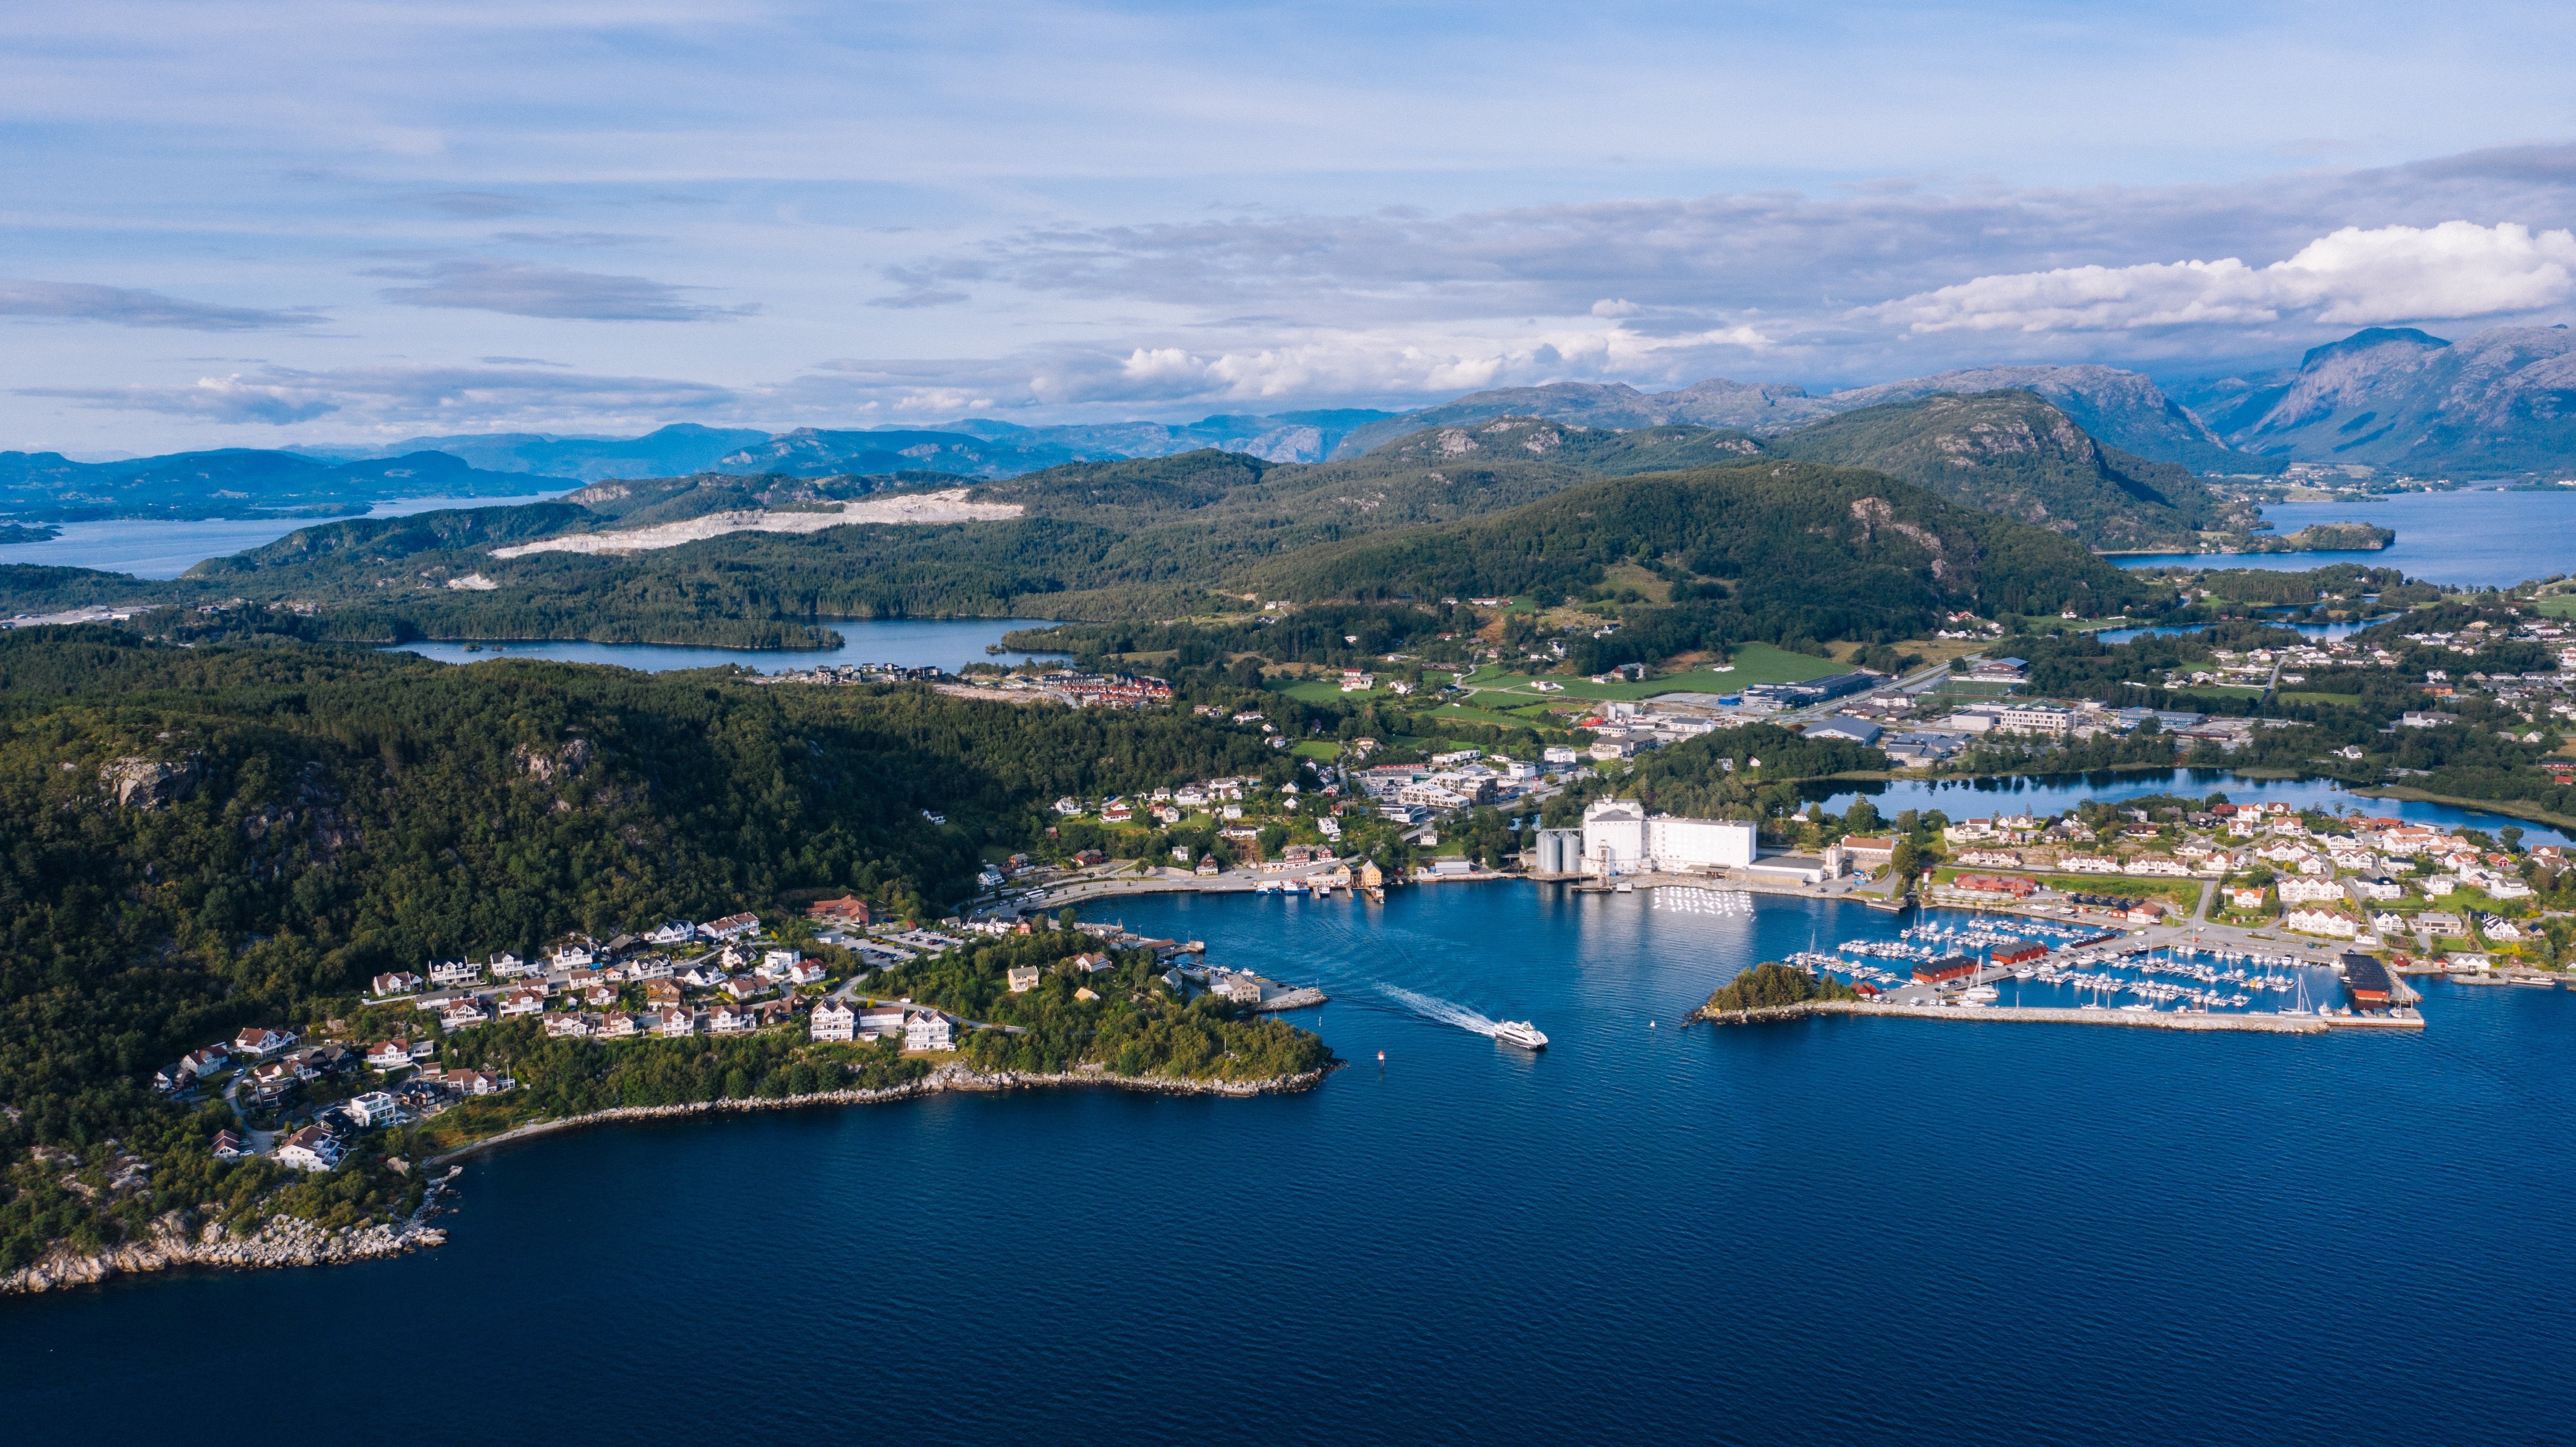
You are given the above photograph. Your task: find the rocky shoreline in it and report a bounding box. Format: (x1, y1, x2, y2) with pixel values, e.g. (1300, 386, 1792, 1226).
(3, 1166, 461, 1297)
(4, 1059, 1335, 1298)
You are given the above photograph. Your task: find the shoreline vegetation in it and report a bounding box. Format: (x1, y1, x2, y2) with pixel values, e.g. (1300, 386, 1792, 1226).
(1, 1058, 1335, 1297)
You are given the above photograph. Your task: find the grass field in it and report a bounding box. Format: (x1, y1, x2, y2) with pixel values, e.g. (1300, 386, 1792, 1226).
(1933, 867, 2202, 913)
(1458, 641, 1842, 705)
(2534, 596, 2576, 620)
(2276, 690, 2364, 707)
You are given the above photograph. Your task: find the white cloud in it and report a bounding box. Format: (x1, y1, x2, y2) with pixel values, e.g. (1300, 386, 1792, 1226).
(1875, 221, 2576, 334)
(25, 363, 738, 428)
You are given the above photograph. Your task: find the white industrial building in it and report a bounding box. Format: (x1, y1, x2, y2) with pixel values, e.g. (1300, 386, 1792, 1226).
(1580, 799, 1758, 875)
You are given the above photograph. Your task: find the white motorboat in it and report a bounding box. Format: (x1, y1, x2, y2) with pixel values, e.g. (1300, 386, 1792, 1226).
(1492, 1020, 1549, 1049)
(1960, 985, 2000, 1004)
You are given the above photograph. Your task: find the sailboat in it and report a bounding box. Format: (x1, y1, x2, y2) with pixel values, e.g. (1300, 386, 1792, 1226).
(2278, 968, 2317, 1018)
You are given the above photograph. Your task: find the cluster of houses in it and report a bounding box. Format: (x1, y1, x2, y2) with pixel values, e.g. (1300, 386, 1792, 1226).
(1924, 801, 2556, 954)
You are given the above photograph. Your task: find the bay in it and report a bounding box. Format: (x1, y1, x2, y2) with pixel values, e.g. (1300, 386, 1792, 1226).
(0, 493, 572, 580)
(2117, 488, 2576, 588)
(7, 885, 2569, 1445)
(383, 617, 1069, 674)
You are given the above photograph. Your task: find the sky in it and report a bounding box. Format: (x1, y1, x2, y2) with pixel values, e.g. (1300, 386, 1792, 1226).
(4, 0, 2575, 454)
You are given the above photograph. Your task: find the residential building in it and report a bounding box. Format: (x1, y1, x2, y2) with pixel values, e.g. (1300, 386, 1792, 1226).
(344, 1092, 404, 1128)
(701, 913, 761, 941)
(371, 970, 423, 997)
(599, 1012, 639, 1039)
(811, 999, 858, 1042)
(428, 959, 481, 988)
(2284, 907, 2359, 937)
(364, 1041, 414, 1072)
(1007, 965, 1042, 993)
(545, 1012, 594, 1038)
(232, 1027, 297, 1058)
(904, 1011, 955, 1052)
(497, 987, 546, 1018)
(275, 1126, 344, 1173)
(709, 1002, 755, 1035)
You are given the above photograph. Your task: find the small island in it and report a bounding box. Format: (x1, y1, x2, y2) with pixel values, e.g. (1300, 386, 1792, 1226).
(1689, 962, 1859, 1022)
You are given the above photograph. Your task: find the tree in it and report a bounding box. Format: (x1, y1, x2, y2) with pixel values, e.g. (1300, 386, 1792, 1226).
(1888, 839, 1921, 881)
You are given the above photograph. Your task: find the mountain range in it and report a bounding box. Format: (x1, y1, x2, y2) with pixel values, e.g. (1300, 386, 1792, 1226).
(12, 325, 2573, 526)
(2171, 325, 2576, 477)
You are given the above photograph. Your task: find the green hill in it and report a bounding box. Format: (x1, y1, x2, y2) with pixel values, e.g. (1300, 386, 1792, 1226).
(1249, 460, 2155, 643)
(1759, 391, 2252, 551)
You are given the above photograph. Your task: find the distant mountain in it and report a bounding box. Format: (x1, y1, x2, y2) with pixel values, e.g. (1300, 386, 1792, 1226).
(1760, 392, 2253, 551)
(1819, 365, 2258, 476)
(711, 428, 1102, 479)
(0, 448, 571, 520)
(300, 424, 772, 483)
(948, 409, 1393, 464)
(1333, 366, 2258, 474)
(1331, 381, 1828, 457)
(2172, 325, 2576, 477)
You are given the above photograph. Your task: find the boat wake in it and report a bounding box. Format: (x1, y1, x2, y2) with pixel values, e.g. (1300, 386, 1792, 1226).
(1378, 983, 1502, 1038)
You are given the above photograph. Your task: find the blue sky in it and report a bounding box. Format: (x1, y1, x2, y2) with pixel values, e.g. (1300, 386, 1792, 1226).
(4, 0, 2575, 452)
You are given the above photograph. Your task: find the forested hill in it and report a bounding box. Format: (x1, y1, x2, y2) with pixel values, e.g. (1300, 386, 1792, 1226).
(1248, 460, 2157, 639)
(3, 411, 2164, 651)
(0, 627, 1317, 1270)
(1757, 392, 2252, 551)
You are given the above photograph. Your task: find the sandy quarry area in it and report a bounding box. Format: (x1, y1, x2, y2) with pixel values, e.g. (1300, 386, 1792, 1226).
(491, 488, 1024, 558)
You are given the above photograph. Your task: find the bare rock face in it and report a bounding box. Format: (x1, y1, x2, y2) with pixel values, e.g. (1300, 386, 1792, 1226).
(100, 756, 202, 810)
(515, 737, 595, 783)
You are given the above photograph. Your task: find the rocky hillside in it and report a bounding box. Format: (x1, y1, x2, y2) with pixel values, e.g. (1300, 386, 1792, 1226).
(2176, 325, 2576, 477)
(1330, 365, 2257, 473)
(1759, 392, 2254, 551)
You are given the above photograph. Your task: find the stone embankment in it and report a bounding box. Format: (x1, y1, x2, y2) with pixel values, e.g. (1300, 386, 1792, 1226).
(3, 1167, 461, 1296)
(1687, 999, 2341, 1034)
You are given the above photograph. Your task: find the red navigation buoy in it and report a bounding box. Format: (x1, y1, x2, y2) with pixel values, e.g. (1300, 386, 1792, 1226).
(1376, 1050, 1385, 1062)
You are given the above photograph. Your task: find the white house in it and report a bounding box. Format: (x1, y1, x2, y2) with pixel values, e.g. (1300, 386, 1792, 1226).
(786, 961, 828, 987)
(655, 1006, 697, 1038)
(343, 1091, 405, 1128)
(496, 987, 546, 1018)
(232, 1027, 297, 1057)
(275, 1126, 344, 1172)
(440, 1000, 490, 1031)
(709, 1002, 755, 1035)
(490, 952, 538, 979)
(701, 913, 761, 941)
(2284, 907, 2359, 937)
(646, 921, 696, 945)
(364, 1041, 414, 1072)
(2276, 878, 2345, 904)
(371, 970, 423, 997)
(811, 999, 858, 1042)
(904, 1011, 955, 1052)
(1007, 965, 1042, 992)
(428, 959, 481, 988)
(545, 1012, 594, 1038)
(858, 1006, 907, 1039)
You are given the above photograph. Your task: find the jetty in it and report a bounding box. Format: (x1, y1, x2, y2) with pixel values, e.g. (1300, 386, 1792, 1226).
(1692, 999, 2423, 1033)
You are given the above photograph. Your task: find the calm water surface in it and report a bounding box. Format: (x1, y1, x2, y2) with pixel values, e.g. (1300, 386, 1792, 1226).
(2118, 489, 2576, 588)
(1807, 765, 2574, 845)
(7, 886, 2568, 1445)
(0, 493, 573, 579)
(384, 617, 1067, 674)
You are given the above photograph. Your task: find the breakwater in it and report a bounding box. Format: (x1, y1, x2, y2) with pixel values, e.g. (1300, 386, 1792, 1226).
(1682, 998, 2425, 1033)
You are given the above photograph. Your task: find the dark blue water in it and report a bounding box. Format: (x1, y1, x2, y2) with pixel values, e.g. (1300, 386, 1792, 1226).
(1808, 766, 2574, 846)
(0, 491, 573, 578)
(384, 617, 1068, 674)
(8, 887, 2570, 1444)
(2117, 489, 2576, 589)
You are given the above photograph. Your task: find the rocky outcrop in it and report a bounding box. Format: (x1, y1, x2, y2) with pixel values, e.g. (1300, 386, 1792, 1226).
(100, 756, 201, 810)
(1, 1174, 456, 1296)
